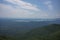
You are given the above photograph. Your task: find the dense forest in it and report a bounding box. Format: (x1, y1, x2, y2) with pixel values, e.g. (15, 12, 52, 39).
(0, 24, 60, 40)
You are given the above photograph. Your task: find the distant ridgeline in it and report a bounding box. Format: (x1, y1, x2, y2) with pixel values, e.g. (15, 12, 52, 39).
(0, 24, 60, 40)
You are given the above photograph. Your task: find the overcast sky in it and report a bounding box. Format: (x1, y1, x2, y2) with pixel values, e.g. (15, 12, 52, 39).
(0, 0, 60, 19)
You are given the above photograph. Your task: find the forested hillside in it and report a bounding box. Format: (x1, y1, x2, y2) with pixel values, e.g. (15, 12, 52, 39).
(23, 24, 60, 40)
(0, 24, 60, 40)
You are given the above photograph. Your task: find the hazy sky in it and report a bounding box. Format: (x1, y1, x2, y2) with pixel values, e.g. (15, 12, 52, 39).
(0, 0, 60, 19)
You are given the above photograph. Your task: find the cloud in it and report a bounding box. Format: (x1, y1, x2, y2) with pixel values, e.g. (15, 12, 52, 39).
(0, 0, 60, 19)
(0, 4, 32, 18)
(5, 0, 40, 11)
(44, 1, 53, 10)
(0, 3, 50, 18)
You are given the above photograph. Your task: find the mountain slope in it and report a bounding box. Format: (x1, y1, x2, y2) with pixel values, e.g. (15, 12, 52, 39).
(0, 24, 60, 40)
(24, 24, 60, 40)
